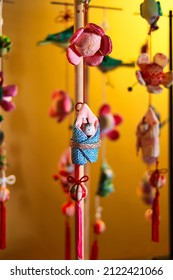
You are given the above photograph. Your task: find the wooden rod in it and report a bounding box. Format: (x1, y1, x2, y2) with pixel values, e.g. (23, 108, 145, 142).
(50, 1, 123, 11)
(169, 10, 173, 260)
(74, 0, 84, 260)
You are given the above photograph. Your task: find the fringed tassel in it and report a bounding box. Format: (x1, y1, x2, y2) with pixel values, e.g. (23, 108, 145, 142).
(90, 238, 99, 260)
(76, 201, 83, 260)
(65, 218, 71, 260)
(152, 189, 160, 242)
(0, 202, 6, 250)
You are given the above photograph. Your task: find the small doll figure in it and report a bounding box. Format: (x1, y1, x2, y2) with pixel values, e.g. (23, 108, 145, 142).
(136, 107, 160, 165)
(70, 103, 101, 165)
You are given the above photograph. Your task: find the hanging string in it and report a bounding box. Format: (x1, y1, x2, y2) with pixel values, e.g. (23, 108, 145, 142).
(83, 1, 89, 104)
(148, 32, 152, 107)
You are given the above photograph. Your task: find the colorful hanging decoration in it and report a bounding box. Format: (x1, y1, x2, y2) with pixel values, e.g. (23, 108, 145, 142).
(90, 200, 106, 260)
(136, 52, 173, 93)
(98, 104, 123, 141)
(138, 172, 154, 205)
(53, 147, 75, 259)
(140, 0, 162, 33)
(136, 107, 160, 165)
(97, 162, 114, 197)
(37, 26, 74, 49)
(97, 56, 135, 73)
(0, 71, 17, 112)
(49, 90, 74, 123)
(145, 164, 167, 242)
(0, 35, 12, 56)
(66, 23, 112, 66)
(70, 103, 101, 165)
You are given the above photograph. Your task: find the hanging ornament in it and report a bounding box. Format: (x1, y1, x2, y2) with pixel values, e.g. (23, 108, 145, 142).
(49, 90, 74, 123)
(138, 172, 154, 205)
(136, 53, 173, 93)
(37, 26, 74, 49)
(146, 165, 167, 242)
(70, 103, 101, 165)
(0, 35, 12, 57)
(97, 162, 114, 197)
(136, 107, 160, 165)
(53, 147, 74, 193)
(98, 104, 123, 141)
(140, 0, 162, 34)
(0, 71, 18, 112)
(66, 23, 112, 66)
(67, 175, 88, 202)
(90, 201, 106, 260)
(97, 56, 135, 73)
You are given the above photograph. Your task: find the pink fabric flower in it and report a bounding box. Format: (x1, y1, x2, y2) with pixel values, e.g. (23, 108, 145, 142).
(0, 71, 17, 112)
(136, 53, 173, 93)
(98, 104, 123, 140)
(49, 90, 73, 122)
(66, 23, 112, 66)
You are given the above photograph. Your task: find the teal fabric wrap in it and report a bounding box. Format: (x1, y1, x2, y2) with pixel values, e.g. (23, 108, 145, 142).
(71, 123, 100, 165)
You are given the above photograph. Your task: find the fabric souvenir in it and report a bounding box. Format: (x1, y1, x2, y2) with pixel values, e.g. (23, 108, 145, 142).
(49, 90, 74, 123)
(97, 56, 135, 73)
(70, 103, 101, 165)
(0, 71, 18, 112)
(66, 23, 112, 66)
(140, 0, 162, 33)
(97, 162, 114, 197)
(136, 53, 173, 93)
(0, 35, 12, 57)
(138, 172, 153, 205)
(37, 26, 74, 49)
(136, 107, 160, 165)
(98, 104, 123, 140)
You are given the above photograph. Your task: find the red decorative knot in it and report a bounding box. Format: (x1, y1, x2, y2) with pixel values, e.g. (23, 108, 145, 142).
(149, 169, 166, 189)
(94, 219, 106, 234)
(67, 175, 88, 202)
(61, 201, 75, 217)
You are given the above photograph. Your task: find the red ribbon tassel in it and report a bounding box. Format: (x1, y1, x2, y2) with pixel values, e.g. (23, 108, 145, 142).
(152, 189, 160, 242)
(0, 202, 6, 250)
(90, 238, 99, 260)
(65, 219, 71, 260)
(76, 201, 83, 259)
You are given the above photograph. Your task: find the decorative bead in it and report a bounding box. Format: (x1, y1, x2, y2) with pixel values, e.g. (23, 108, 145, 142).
(145, 209, 153, 223)
(149, 170, 166, 188)
(69, 184, 87, 202)
(61, 201, 75, 217)
(0, 187, 10, 203)
(94, 219, 106, 234)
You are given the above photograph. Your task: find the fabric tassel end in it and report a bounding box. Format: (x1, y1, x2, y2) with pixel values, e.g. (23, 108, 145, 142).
(0, 202, 6, 250)
(152, 189, 160, 242)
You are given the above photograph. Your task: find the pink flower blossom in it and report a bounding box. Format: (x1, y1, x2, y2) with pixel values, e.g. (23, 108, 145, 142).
(0, 71, 17, 112)
(49, 90, 73, 122)
(66, 23, 112, 66)
(98, 104, 123, 140)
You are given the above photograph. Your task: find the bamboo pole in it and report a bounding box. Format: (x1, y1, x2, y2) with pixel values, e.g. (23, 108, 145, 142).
(74, 0, 84, 260)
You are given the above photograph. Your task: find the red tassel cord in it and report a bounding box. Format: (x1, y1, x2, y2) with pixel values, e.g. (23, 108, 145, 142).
(90, 238, 99, 260)
(76, 201, 83, 259)
(65, 218, 71, 260)
(0, 202, 6, 250)
(152, 189, 160, 242)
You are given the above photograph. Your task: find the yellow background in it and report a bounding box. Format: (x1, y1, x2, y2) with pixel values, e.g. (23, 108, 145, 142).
(0, 0, 172, 260)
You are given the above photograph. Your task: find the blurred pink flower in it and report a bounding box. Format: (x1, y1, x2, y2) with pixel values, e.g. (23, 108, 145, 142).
(66, 23, 112, 66)
(98, 104, 123, 140)
(0, 71, 17, 112)
(49, 90, 73, 122)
